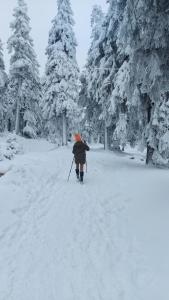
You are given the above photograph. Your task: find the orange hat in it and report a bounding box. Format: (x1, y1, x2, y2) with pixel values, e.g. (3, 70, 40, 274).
(74, 133, 81, 142)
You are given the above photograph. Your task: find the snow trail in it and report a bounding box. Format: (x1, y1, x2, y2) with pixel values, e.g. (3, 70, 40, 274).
(0, 143, 169, 299)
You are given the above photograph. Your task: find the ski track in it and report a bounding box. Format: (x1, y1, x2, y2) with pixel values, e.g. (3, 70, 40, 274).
(0, 145, 169, 299)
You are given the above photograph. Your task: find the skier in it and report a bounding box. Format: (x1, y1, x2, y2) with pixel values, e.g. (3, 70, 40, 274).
(72, 133, 90, 183)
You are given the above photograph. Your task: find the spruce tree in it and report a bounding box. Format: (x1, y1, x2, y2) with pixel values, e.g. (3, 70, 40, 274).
(119, 0, 169, 165)
(79, 5, 104, 144)
(42, 0, 79, 145)
(96, 0, 127, 150)
(0, 40, 8, 132)
(82, 1, 128, 150)
(7, 0, 41, 138)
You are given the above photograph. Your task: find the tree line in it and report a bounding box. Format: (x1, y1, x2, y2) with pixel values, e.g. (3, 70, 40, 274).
(79, 0, 169, 166)
(0, 0, 169, 166)
(0, 0, 79, 145)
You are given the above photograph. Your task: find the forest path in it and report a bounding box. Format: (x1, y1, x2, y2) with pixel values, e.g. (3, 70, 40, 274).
(0, 143, 169, 300)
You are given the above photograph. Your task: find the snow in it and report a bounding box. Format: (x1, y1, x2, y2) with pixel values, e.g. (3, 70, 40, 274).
(0, 134, 23, 162)
(0, 138, 169, 299)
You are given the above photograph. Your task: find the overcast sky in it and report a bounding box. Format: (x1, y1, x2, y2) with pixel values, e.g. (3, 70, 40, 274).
(0, 0, 107, 75)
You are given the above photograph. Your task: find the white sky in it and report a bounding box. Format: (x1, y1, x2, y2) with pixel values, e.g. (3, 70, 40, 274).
(0, 0, 107, 75)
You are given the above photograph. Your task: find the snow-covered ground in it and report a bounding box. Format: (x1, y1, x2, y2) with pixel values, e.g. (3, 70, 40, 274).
(0, 137, 169, 300)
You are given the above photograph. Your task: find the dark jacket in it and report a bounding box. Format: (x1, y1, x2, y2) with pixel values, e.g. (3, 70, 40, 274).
(73, 141, 90, 164)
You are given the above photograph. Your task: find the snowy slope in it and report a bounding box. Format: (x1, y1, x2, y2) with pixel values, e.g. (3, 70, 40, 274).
(0, 140, 169, 300)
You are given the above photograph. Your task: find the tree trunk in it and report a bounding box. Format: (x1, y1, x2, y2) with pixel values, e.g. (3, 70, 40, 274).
(108, 129, 111, 149)
(145, 94, 154, 165)
(7, 119, 11, 132)
(62, 111, 67, 146)
(104, 123, 108, 150)
(15, 98, 20, 135)
(15, 79, 22, 135)
(97, 134, 101, 144)
(90, 135, 94, 144)
(146, 144, 154, 165)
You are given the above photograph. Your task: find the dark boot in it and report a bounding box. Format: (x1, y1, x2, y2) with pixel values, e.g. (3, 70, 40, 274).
(75, 169, 79, 179)
(80, 171, 84, 183)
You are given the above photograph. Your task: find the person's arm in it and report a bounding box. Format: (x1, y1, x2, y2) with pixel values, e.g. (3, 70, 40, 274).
(85, 144, 90, 151)
(72, 144, 76, 155)
(83, 141, 90, 151)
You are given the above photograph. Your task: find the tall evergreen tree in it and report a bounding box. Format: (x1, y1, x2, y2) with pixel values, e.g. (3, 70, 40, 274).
(119, 0, 169, 165)
(96, 0, 127, 150)
(0, 40, 8, 132)
(42, 0, 79, 145)
(81, 1, 128, 150)
(7, 0, 41, 138)
(79, 5, 104, 144)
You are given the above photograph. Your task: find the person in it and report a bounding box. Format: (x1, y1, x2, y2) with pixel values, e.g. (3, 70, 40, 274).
(72, 133, 90, 183)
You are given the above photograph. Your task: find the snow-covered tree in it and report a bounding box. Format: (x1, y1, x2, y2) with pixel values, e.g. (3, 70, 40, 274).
(7, 0, 41, 138)
(42, 0, 79, 145)
(0, 40, 8, 132)
(119, 0, 169, 165)
(83, 1, 129, 150)
(79, 71, 99, 143)
(79, 5, 104, 144)
(96, 0, 128, 150)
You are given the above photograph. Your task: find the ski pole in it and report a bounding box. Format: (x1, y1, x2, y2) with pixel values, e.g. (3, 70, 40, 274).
(86, 160, 88, 173)
(67, 157, 74, 182)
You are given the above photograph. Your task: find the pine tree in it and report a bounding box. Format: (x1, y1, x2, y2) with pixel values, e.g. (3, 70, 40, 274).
(0, 40, 8, 132)
(42, 0, 79, 145)
(119, 0, 169, 165)
(7, 0, 41, 138)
